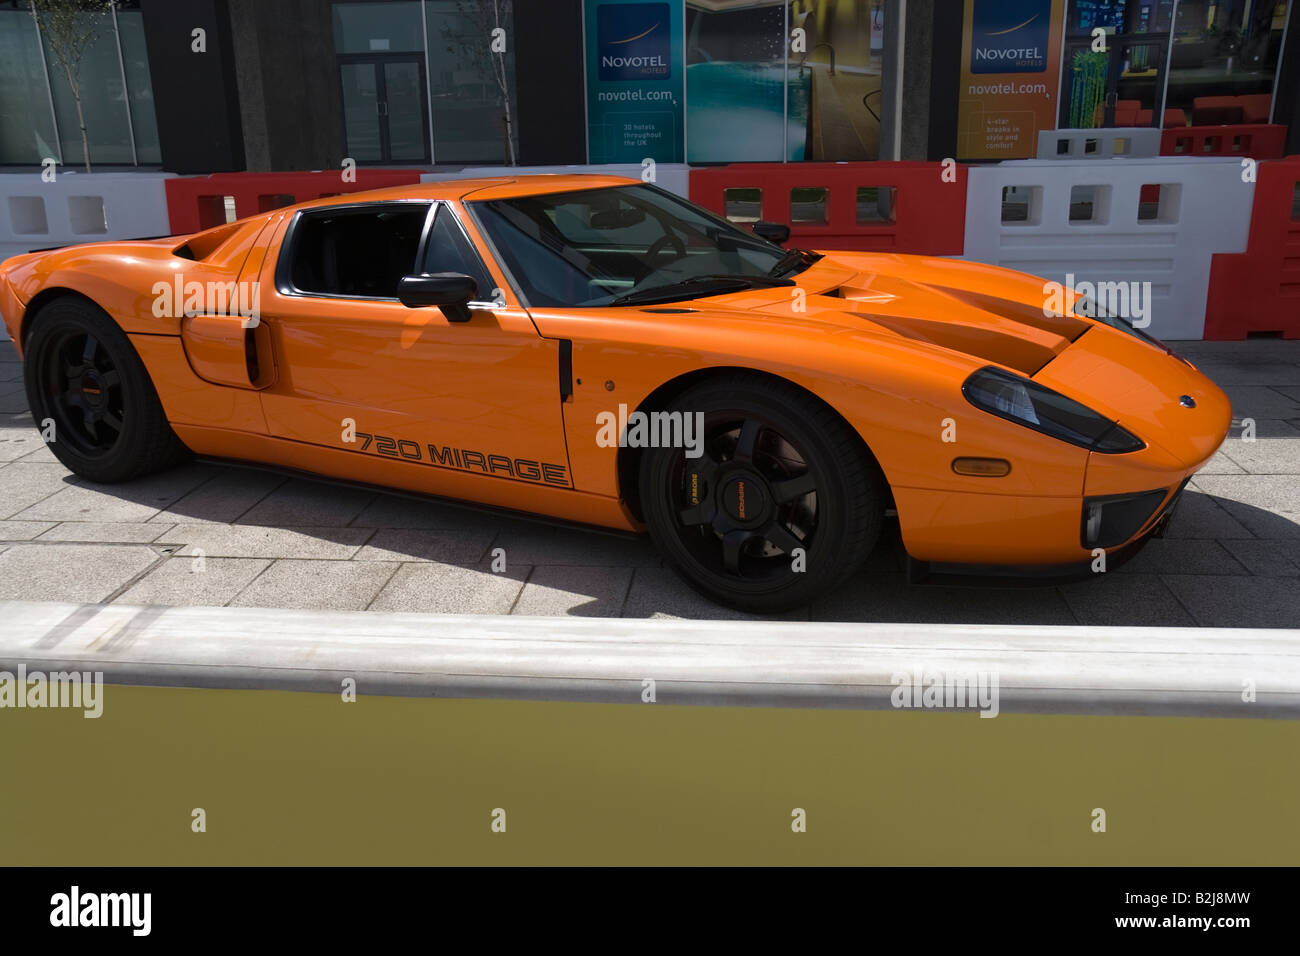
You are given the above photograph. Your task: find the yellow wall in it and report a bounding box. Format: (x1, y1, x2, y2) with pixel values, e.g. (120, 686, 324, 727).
(4, 684, 1297, 864)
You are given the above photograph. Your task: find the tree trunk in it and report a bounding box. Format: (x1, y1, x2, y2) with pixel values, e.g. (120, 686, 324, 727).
(491, 0, 515, 165)
(66, 68, 90, 173)
(502, 94, 516, 166)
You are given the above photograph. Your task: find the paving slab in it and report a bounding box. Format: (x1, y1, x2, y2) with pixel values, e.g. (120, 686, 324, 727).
(0, 462, 80, 519)
(347, 493, 506, 533)
(161, 523, 373, 559)
(1192, 476, 1300, 539)
(16, 442, 58, 464)
(0, 544, 159, 603)
(490, 523, 661, 567)
(811, 571, 1077, 625)
(234, 478, 376, 527)
(512, 565, 633, 617)
(1197, 450, 1245, 474)
(625, 566, 810, 621)
(1117, 538, 1249, 575)
(0, 520, 57, 541)
(1222, 385, 1300, 421)
(1218, 420, 1300, 474)
(1176, 340, 1300, 361)
(10, 463, 217, 523)
(1165, 489, 1254, 539)
(229, 558, 399, 611)
(1190, 362, 1300, 386)
(1058, 573, 1196, 627)
(1219, 539, 1300, 577)
(0, 426, 45, 463)
(353, 526, 493, 564)
(147, 467, 286, 524)
(114, 556, 271, 607)
(0, 386, 29, 414)
(37, 521, 174, 544)
(1161, 574, 1300, 628)
(368, 561, 530, 614)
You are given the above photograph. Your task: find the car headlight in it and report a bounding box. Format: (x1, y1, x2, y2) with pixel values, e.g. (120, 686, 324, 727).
(961, 367, 1145, 454)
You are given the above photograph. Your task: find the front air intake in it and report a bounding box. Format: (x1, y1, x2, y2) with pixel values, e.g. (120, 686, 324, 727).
(1081, 489, 1169, 549)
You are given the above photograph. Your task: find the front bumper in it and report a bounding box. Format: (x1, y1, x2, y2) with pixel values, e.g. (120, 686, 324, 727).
(901, 474, 1192, 587)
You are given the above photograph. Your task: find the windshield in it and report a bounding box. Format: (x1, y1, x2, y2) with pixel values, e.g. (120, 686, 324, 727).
(467, 184, 807, 308)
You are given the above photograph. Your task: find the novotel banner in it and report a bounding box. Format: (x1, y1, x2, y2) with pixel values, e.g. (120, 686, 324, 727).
(957, 0, 1065, 160)
(584, 0, 685, 164)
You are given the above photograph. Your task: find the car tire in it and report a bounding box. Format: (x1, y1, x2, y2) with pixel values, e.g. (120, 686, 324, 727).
(639, 373, 884, 612)
(23, 296, 188, 483)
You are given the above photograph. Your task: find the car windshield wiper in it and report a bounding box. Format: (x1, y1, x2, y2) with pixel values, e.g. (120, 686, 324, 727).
(768, 247, 823, 278)
(608, 274, 795, 307)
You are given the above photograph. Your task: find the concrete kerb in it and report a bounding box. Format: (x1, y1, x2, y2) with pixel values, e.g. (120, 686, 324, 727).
(1, 600, 1297, 718)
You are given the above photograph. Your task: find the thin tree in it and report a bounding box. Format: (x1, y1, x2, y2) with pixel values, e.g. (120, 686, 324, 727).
(31, 0, 116, 173)
(443, 0, 517, 165)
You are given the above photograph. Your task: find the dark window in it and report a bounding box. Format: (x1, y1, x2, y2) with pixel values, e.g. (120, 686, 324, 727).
(287, 203, 429, 298)
(420, 205, 496, 301)
(470, 184, 787, 308)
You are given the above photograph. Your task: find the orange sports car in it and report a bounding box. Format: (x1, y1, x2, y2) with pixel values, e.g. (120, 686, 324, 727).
(0, 175, 1230, 611)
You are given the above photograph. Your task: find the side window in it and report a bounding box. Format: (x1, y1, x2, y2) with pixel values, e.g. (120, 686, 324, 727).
(420, 204, 497, 302)
(287, 203, 429, 298)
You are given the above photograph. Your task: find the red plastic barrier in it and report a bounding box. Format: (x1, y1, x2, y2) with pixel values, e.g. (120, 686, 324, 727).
(164, 170, 425, 235)
(1204, 156, 1300, 340)
(689, 162, 967, 256)
(1160, 124, 1287, 159)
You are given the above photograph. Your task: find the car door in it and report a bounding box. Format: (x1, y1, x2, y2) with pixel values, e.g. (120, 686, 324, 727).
(255, 199, 574, 490)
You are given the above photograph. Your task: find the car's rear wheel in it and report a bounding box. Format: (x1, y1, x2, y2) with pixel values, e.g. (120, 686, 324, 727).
(24, 297, 186, 483)
(639, 374, 884, 612)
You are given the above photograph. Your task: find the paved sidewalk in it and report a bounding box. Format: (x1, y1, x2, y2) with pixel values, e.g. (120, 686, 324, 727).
(1, 339, 1297, 626)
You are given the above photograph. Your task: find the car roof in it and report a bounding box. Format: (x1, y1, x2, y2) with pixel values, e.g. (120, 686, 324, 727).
(291, 173, 642, 211)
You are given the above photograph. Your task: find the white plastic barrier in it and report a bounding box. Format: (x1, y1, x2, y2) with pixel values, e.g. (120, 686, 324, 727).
(0, 171, 175, 267)
(1036, 127, 1162, 159)
(962, 157, 1255, 340)
(421, 163, 691, 198)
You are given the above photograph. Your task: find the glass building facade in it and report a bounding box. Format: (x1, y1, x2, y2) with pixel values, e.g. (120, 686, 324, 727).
(0, 0, 160, 166)
(331, 0, 519, 165)
(0, 0, 1293, 171)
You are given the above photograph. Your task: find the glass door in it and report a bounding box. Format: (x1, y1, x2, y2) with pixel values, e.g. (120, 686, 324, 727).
(338, 54, 431, 163)
(1061, 0, 1177, 129)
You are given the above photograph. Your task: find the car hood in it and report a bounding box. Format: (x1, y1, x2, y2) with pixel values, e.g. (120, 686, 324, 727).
(797, 252, 1230, 464)
(667, 251, 1093, 377)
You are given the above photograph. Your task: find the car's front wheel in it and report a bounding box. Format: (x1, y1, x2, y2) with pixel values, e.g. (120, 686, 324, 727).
(23, 296, 186, 483)
(639, 374, 884, 612)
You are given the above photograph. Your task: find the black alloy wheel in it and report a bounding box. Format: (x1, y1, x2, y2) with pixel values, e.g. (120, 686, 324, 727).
(24, 297, 186, 483)
(639, 374, 884, 612)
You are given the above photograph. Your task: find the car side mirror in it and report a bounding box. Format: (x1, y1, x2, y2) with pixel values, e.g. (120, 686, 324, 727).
(398, 272, 477, 322)
(751, 221, 791, 246)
